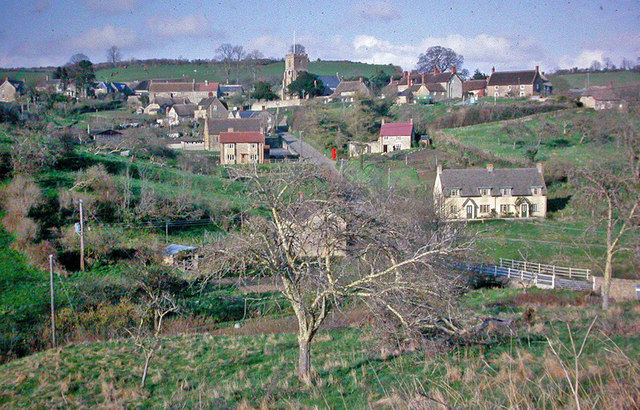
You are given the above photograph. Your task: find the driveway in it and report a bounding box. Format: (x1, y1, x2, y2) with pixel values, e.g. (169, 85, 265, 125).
(281, 132, 339, 176)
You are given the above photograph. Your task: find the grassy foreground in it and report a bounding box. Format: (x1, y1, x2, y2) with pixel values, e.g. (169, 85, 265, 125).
(1, 288, 639, 408)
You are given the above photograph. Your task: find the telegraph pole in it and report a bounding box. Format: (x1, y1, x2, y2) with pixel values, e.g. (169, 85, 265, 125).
(49, 254, 56, 348)
(79, 199, 85, 272)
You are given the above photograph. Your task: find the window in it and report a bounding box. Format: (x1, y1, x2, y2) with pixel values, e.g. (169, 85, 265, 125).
(494, 86, 498, 90)
(531, 204, 538, 213)
(249, 154, 258, 161)
(393, 144, 402, 151)
(226, 154, 235, 161)
(508, 85, 512, 91)
(500, 204, 510, 214)
(480, 205, 490, 213)
(480, 188, 491, 196)
(531, 187, 540, 195)
(450, 205, 458, 214)
(520, 84, 525, 90)
(494, 92, 499, 97)
(500, 188, 512, 196)
(520, 91, 526, 97)
(449, 189, 460, 197)
(250, 143, 257, 149)
(226, 143, 234, 149)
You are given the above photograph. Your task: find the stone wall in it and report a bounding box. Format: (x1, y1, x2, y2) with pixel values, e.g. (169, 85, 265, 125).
(593, 277, 639, 301)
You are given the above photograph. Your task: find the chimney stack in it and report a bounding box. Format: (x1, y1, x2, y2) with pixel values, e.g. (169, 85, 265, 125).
(410, 118, 413, 124)
(487, 164, 494, 172)
(421, 73, 426, 84)
(491, 67, 495, 74)
(382, 118, 385, 125)
(408, 76, 412, 86)
(205, 80, 208, 86)
(535, 65, 539, 73)
(434, 68, 440, 75)
(536, 162, 543, 174)
(403, 71, 408, 78)
(452, 66, 457, 74)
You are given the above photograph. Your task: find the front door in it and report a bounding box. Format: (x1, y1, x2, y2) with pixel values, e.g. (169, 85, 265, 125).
(241, 154, 247, 164)
(520, 203, 528, 218)
(383, 145, 388, 153)
(466, 205, 474, 219)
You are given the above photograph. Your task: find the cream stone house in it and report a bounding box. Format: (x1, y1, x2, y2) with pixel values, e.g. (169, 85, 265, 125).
(194, 97, 228, 120)
(149, 79, 220, 100)
(486, 66, 551, 98)
(203, 118, 263, 151)
(0, 78, 25, 103)
(434, 164, 547, 220)
(219, 132, 265, 165)
(348, 120, 414, 157)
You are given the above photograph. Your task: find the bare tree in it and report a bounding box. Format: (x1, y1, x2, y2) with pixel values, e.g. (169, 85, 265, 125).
(202, 164, 472, 384)
(68, 53, 89, 66)
(417, 46, 464, 74)
(216, 43, 235, 84)
(572, 114, 639, 311)
(289, 43, 306, 55)
(106, 45, 122, 66)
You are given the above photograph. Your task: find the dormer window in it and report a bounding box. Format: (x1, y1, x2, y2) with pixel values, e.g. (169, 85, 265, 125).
(449, 188, 460, 197)
(531, 187, 541, 195)
(500, 187, 512, 196)
(480, 188, 491, 196)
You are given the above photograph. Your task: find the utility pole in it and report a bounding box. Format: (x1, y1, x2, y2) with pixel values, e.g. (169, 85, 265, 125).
(79, 199, 85, 272)
(299, 131, 304, 159)
(387, 167, 391, 189)
(49, 254, 56, 348)
(165, 221, 169, 243)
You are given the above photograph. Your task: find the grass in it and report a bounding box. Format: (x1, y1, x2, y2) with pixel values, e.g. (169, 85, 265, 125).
(1, 287, 639, 408)
(550, 70, 640, 93)
(440, 108, 622, 165)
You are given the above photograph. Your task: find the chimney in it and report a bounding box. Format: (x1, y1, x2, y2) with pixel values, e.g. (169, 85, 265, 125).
(437, 164, 442, 175)
(205, 80, 208, 86)
(381, 118, 385, 125)
(487, 164, 494, 172)
(491, 66, 495, 74)
(536, 162, 543, 174)
(452, 66, 457, 74)
(408, 76, 412, 86)
(434, 68, 440, 75)
(410, 118, 413, 124)
(403, 71, 408, 78)
(421, 73, 426, 84)
(535, 65, 539, 73)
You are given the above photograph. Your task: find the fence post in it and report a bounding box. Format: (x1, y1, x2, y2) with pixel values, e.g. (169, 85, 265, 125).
(569, 267, 572, 279)
(552, 274, 556, 289)
(507, 267, 511, 278)
(494, 265, 497, 276)
(499, 258, 503, 267)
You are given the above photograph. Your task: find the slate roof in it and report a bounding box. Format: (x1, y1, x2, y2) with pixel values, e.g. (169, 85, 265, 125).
(317, 75, 341, 90)
(424, 83, 446, 93)
(439, 167, 546, 197)
(463, 79, 487, 93)
(487, 70, 538, 86)
(206, 118, 261, 134)
(152, 96, 190, 106)
(219, 132, 265, 144)
(581, 86, 620, 101)
(171, 104, 198, 117)
(380, 122, 413, 137)
(197, 97, 228, 110)
(398, 72, 454, 86)
(220, 84, 244, 93)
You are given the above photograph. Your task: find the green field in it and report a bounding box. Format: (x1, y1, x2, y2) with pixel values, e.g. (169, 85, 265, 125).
(0, 60, 398, 86)
(550, 70, 640, 93)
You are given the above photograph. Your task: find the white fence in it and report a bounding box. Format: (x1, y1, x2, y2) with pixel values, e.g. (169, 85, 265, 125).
(499, 258, 591, 280)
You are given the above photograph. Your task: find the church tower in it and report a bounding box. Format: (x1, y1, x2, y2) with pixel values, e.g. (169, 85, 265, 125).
(281, 42, 309, 100)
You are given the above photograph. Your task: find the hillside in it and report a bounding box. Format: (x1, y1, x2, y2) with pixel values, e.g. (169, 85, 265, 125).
(0, 60, 399, 86)
(1, 287, 639, 408)
(550, 70, 640, 93)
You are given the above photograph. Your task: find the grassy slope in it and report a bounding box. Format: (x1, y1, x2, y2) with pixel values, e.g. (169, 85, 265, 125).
(440, 108, 621, 166)
(550, 70, 640, 93)
(1, 288, 638, 408)
(0, 61, 398, 85)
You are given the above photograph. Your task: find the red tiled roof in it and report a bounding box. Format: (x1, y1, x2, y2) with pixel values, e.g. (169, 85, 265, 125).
(380, 122, 413, 137)
(220, 132, 265, 144)
(196, 82, 219, 92)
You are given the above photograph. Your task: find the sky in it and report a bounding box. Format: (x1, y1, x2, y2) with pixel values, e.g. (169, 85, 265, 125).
(0, 0, 639, 73)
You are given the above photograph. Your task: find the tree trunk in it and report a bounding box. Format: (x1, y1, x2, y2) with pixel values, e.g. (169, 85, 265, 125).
(298, 336, 312, 385)
(602, 249, 613, 310)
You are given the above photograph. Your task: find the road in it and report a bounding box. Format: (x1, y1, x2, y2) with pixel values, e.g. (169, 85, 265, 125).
(281, 132, 339, 176)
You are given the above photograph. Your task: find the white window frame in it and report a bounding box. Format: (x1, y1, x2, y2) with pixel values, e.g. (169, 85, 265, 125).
(520, 84, 525, 90)
(226, 154, 235, 161)
(480, 204, 491, 214)
(500, 187, 512, 196)
(480, 188, 491, 196)
(531, 204, 538, 213)
(449, 189, 460, 197)
(500, 204, 510, 214)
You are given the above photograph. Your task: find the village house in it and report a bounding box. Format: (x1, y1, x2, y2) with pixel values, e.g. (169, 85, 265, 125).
(94, 81, 133, 97)
(462, 79, 487, 97)
(0, 77, 25, 103)
(228, 109, 275, 134)
(143, 96, 190, 116)
(194, 96, 228, 120)
(348, 120, 414, 157)
(166, 104, 198, 123)
(219, 131, 266, 165)
(434, 163, 547, 220)
(486, 66, 552, 98)
(204, 118, 263, 151)
(579, 86, 626, 111)
(149, 79, 220, 101)
(35, 77, 67, 95)
(329, 78, 373, 102)
(290, 206, 347, 258)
